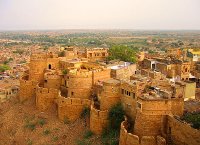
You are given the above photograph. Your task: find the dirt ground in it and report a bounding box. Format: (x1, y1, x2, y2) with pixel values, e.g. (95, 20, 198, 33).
(0, 96, 102, 145)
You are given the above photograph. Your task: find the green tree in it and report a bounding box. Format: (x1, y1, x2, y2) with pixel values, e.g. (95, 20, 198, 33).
(0, 65, 10, 72)
(107, 45, 138, 63)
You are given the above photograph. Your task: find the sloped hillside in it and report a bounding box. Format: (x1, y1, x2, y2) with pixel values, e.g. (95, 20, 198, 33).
(0, 96, 102, 145)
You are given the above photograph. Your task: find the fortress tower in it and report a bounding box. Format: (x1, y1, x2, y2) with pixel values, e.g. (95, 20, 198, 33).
(29, 53, 47, 83)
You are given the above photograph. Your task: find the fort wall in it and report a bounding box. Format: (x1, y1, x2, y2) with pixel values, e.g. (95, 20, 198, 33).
(36, 85, 59, 111)
(167, 115, 200, 145)
(44, 73, 61, 89)
(47, 58, 60, 70)
(134, 111, 164, 137)
(99, 79, 121, 110)
(90, 104, 108, 134)
(29, 54, 47, 83)
(57, 96, 91, 122)
(119, 121, 166, 145)
(19, 75, 37, 102)
(66, 74, 93, 99)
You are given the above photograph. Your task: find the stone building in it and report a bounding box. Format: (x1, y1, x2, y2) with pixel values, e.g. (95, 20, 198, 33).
(18, 48, 200, 145)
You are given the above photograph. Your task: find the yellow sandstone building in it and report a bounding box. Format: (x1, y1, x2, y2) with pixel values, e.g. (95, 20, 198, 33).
(19, 47, 200, 145)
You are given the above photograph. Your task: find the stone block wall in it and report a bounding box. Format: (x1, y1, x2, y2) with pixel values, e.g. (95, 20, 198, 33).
(44, 74, 61, 90)
(47, 57, 60, 70)
(93, 69, 111, 84)
(65, 74, 93, 99)
(57, 97, 91, 122)
(134, 111, 164, 137)
(29, 54, 47, 83)
(119, 121, 166, 145)
(111, 64, 136, 80)
(99, 79, 121, 110)
(19, 75, 37, 102)
(90, 104, 108, 134)
(36, 85, 59, 111)
(167, 115, 200, 145)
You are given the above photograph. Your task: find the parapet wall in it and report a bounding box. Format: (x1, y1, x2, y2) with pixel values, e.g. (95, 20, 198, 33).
(36, 85, 59, 111)
(90, 104, 108, 134)
(119, 121, 166, 145)
(30, 53, 47, 60)
(167, 115, 200, 145)
(57, 96, 91, 122)
(19, 75, 37, 102)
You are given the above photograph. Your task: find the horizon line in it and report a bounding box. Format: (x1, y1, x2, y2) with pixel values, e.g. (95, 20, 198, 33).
(0, 28, 200, 32)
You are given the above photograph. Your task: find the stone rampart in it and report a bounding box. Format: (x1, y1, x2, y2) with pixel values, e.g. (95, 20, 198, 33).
(119, 121, 166, 145)
(36, 84, 59, 110)
(57, 96, 91, 121)
(90, 104, 108, 134)
(167, 115, 200, 145)
(19, 75, 37, 102)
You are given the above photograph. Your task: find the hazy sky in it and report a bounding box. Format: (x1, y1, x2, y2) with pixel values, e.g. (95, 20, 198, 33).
(0, 0, 200, 30)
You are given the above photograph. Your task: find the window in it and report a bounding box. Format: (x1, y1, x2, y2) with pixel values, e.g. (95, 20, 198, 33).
(48, 64, 52, 69)
(129, 92, 131, 96)
(71, 92, 74, 96)
(121, 89, 124, 94)
(45, 80, 47, 83)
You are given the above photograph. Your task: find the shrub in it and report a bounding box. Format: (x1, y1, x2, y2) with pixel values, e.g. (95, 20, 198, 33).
(101, 103, 125, 145)
(63, 116, 70, 124)
(80, 106, 90, 119)
(38, 118, 46, 126)
(108, 103, 125, 130)
(181, 112, 200, 129)
(58, 51, 65, 57)
(76, 139, 91, 145)
(83, 130, 94, 139)
(0, 64, 10, 72)
(43, 129, 51, 135)
(62, 69, 67, 75)
(25, 122, 36, 131)
(52, 136, 58, 142)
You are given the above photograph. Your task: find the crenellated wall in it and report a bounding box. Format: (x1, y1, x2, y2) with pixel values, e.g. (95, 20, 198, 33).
(57, 96, 91, 121)
(166, 115, 200, 145)
(36, 84, 59, 111)
(19, 75, 37, 102)
(119, 121, 166, 145)
(90, 104, 108, 134)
